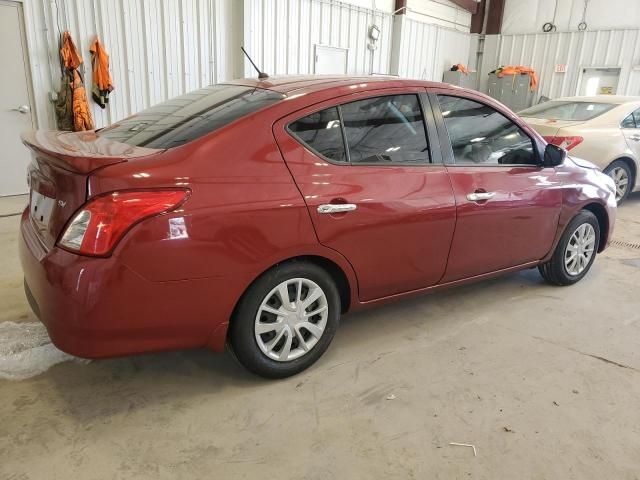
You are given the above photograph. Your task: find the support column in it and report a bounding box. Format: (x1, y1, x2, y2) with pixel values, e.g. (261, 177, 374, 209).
(388, 5, 406, 76)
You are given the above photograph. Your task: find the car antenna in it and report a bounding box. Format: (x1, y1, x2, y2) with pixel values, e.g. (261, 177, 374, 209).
(241, 46, 269, 79)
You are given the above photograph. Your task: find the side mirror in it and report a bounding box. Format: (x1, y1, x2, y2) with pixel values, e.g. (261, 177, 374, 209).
(543, 143, 566, 167)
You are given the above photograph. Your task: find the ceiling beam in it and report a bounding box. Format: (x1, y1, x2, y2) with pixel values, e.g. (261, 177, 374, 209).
(485, 0, 505, 34)
(447, 0, 479, 14)
(395, 0, 407, 14)
(470, 0, 486, 33)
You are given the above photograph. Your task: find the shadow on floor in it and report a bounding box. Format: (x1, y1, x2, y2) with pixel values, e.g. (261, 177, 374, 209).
(32, 267, 554, 422)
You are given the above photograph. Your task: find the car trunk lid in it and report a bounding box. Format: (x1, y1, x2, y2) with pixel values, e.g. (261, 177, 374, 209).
(520, 117, 584, 137)
(21, 130, 160, 250)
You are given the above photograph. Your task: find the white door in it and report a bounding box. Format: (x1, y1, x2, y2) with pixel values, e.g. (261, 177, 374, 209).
(0, 1, 35, 196)
(314, 45, 348, 75)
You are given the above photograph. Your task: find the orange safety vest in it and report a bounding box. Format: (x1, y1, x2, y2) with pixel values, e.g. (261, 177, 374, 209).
(59, 31, 94, 131)
(496, 66, 539, 91)
(89, 37, 114, 109)
(454, 63, 470, 74)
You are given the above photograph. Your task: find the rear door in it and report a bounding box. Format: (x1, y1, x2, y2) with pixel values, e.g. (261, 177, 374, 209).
(274, 88, 456, 301)
(429, 89, 563, 282)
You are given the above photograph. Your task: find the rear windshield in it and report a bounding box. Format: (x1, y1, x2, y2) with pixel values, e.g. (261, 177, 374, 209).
(519, 101, 615, 121)
(97, 85, 284, 149)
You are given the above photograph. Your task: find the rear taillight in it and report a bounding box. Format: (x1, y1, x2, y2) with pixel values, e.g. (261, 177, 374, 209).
(58, 190, 188, 256)
(543, 135, 584, 151)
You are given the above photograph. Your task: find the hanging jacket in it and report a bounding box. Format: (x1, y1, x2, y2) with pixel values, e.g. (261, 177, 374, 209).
(57, 31, 94, 131)
(89, 37, 114, 109)
(54, 73, 74, 131)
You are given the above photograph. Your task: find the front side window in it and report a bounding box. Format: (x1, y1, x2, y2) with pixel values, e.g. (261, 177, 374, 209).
(97, 85, 284, 149)
(438, 95, 537, 166)
(288, 107, 347, 163)
(341, 95, 430, 165)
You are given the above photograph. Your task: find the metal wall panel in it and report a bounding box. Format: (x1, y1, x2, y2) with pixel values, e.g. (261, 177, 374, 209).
(481, 30, 640, 101)
(243, 0, 393, 77)
(397, 17, 471, 82)
(23, 0, 476, 131)
(502, 0, 640, 35)
(25, 0, 235, 130)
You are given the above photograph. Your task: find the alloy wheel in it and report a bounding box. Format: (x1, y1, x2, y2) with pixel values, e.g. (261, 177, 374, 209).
(609, 166, 629, 202)
(254, 278, 328, 362)
(564, 223, 596, 276)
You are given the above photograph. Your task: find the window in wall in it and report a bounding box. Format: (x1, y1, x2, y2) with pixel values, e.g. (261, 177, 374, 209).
(340, 95, 430, 165)
(438, 95, 537, 166)
(288, 107, 348, 163)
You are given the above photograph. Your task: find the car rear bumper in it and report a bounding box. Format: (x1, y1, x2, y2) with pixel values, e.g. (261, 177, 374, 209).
(19, 210, 238, 358)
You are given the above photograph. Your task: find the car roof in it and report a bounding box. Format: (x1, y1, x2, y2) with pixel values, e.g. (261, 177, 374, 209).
(223, 75, 445, 95)
(550, 95, 640, 104)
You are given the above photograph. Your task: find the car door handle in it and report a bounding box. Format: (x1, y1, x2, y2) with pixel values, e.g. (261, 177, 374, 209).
(467, 192, 496, 202)
(11, 105, 30, 114)
(629, 134, 640, 141)
(317, 203, 357, 214)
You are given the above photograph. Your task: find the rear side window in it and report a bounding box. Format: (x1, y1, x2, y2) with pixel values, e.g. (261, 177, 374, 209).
(621, 108, 640, 128)
(341, 95, 429, 165)
(621, 114, 636, 128)
(288, 94, 430, 165)
(288, 107, 348, 163)
(519, 101, 615, 121)
(438, 95, 536, 166)
(97, 85, 284, 149)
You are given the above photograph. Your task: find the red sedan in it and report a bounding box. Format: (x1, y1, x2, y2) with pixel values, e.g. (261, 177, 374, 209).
(20, 77, 616, 378)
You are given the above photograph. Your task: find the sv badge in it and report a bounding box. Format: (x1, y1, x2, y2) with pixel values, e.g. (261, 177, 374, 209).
(57, 199, 67, 208)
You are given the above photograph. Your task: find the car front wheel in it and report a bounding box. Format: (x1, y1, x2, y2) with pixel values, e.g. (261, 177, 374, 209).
(229, 261, 341, 378)
(539, 210, 600, 286)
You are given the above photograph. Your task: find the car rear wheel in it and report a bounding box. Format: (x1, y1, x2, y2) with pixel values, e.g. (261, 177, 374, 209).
(538, 210, 600, 286)
(229, 261, 340, 378)
(604, 160, 632, 203)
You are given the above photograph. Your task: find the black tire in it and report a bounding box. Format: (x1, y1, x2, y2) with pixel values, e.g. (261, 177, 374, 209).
(603, 160, 633, 204)
(229, 261, 341, 378)
(539, 210, 600, 286)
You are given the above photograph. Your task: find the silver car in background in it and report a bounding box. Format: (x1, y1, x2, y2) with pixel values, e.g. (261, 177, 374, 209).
(520, 96, 640, 203)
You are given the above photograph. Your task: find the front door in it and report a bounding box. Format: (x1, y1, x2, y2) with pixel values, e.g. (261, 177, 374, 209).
(430, 90, 563, 282)
(0, 1, 35, 196)
(274, 89, 456, 301)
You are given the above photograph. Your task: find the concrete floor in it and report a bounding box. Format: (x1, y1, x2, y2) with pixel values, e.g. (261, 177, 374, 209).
(1, 193, 640, 479)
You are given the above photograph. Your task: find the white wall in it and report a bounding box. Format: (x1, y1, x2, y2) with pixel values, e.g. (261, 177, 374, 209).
(314, 0, 472, 31)
(396, 17, 471, 80)
(23, 0, 237, 131)
(339, 0, 395, 11)
(406, 0, 472, 31)
(502, 0, 640, 34)
(23, 0, 474, 131)
(243, 0, 394, 76)
(480, 29, 640, 100)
